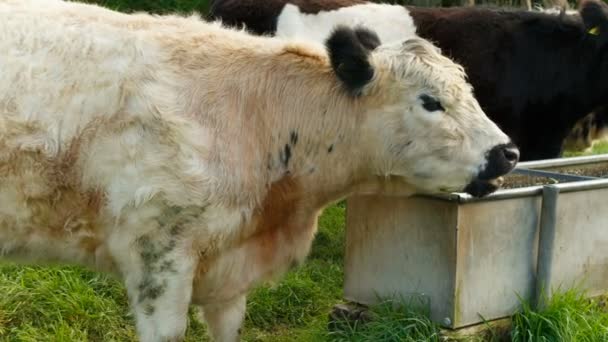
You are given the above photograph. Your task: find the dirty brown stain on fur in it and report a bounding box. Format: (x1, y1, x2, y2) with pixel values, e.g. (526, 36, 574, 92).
(0, 121, 106, 257)
(281, 45, 327, 64)
(251, 175, 301, 264)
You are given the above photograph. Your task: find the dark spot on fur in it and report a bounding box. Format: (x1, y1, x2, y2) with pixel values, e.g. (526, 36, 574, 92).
(144, 304, 155, 316)
(164, 239, 177, 253)
(137, 275, 167, 303)
(290, 131, 298, 145)
(309, 167, 316, 174)
(327, 144, 334, 153)
(159, 260, 176, 273)
(143, 284, 164, 300)
(280, 144, 291, 168)
(390, 141, 413, 155)
(170, 225, 183, 236)
(136, 235, 153, 250)
(135, 204, 207, 305)
(138, 237, 163, 265)
(156, 206, 182, 226)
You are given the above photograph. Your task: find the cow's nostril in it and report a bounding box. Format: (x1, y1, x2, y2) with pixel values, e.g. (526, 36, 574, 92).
(503, 146, 520, 164)
(478, 143, 519, 180)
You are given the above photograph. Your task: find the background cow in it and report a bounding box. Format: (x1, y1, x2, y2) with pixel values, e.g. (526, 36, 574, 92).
(0, 0, 516, 341)
(210, 0, 608, 161)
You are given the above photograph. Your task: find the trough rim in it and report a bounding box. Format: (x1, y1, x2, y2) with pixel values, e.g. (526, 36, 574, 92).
(421, 155, 608, 203)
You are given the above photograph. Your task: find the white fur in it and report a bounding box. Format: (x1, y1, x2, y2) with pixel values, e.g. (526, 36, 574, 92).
(277, 3, 418, 44)
(534, 5, 578, 16)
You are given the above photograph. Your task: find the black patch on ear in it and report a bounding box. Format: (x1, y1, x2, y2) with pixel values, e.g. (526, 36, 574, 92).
(354, 27, 381, 51)
(581, 0, 607, 29)
(326, 26, 380, 96)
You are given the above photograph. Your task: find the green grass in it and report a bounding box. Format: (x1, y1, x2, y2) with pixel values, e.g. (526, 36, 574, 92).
(512, 289, 608, 342)
(563, 140, 608, 158)
(327, 298, 442, 342)
(80, 0, 211, 15)
(0, 265, 135, 341)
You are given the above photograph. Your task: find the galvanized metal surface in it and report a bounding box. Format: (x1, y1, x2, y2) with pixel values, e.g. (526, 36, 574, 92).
(517, 154, 608, 169)
(540, 187, 608, 298)
(452, 197, 541, 327)
(513, 168, 597, 181)
(344, 195, 458, 323)
(426, 176, 608, 204)
(344, 155, 608, 329)
(345, 194, 543, 328)
(535, 186, 560, 309)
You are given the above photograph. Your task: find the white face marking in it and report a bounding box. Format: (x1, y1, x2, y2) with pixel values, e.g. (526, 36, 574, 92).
(276, 3, 418, 44)
(361, 39, 512, 194)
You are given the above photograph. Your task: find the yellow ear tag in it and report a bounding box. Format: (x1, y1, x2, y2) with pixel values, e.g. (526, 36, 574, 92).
(588, 26, 600, 36)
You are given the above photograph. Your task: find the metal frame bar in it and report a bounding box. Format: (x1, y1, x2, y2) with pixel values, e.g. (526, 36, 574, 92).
(511, 168, 598, 182)
(417, 156, 608, 203)
(535, 185, 560, 309)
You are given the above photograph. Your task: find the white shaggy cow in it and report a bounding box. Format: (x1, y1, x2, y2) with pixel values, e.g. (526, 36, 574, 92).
(0, 0, 517, 341)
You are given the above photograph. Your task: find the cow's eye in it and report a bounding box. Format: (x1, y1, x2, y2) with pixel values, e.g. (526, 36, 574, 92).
(419, 94, 445, 112)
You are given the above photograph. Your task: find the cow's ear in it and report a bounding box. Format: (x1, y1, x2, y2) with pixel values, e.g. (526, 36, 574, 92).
(326, 26, 380, 96)
(580, 0, 608, 45)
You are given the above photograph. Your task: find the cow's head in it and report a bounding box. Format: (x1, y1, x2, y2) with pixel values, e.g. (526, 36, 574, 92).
(581, 0, 608, 47)
(327, 26, 518, 197)
(580, 0, 608, 100)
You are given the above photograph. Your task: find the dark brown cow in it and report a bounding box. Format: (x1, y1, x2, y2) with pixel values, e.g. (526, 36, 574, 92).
(210, 0, 608, 161)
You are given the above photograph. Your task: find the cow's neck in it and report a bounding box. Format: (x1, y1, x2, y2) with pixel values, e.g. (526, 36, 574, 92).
(261, 98, 370, 210)
(177, 39, 395, 210)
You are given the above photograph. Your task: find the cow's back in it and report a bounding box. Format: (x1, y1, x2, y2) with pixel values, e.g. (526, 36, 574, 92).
(0, 0, 150, 146)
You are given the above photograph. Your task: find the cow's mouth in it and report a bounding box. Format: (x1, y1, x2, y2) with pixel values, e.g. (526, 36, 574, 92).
(463, 176, 504, 197)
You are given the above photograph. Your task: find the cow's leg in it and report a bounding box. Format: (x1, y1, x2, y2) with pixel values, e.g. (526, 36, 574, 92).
(108, 207, 199, 342)
(199, 295, 246, 342)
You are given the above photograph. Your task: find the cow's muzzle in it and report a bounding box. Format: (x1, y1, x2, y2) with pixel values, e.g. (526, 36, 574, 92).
(464, 142, 519, 197)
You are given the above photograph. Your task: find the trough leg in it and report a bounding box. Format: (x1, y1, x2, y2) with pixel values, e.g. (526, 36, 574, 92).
(108, 210, 197, 342)
(199, 295, 247, 342)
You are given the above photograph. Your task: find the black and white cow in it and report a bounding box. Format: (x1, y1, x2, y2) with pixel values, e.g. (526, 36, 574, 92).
(210, 0, 608, 161)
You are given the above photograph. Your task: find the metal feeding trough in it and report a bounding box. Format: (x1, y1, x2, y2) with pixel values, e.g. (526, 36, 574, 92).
(344, 154, 608, 329)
